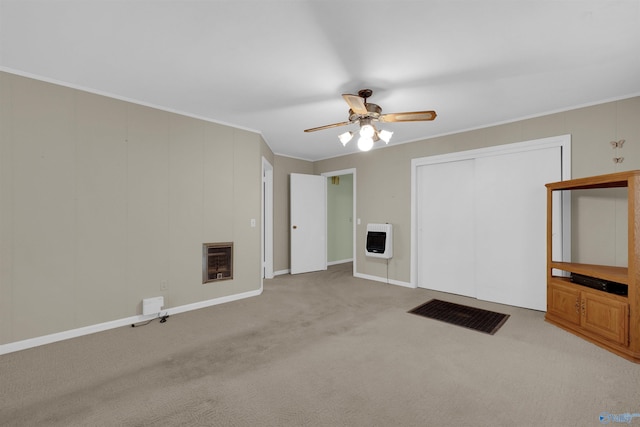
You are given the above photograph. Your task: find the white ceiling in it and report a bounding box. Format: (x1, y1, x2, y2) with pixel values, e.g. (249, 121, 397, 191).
(1, 1, 639, 161)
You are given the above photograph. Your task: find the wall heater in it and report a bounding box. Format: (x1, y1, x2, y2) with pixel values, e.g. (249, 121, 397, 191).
(142, 296, 164, 315)
(365, 223, 393, 259)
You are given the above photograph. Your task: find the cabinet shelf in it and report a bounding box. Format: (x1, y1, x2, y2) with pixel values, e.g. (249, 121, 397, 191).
(550, 262, 628, 285)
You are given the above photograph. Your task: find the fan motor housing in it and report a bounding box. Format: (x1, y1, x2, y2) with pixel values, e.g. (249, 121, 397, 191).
(349, 103, 382, 122)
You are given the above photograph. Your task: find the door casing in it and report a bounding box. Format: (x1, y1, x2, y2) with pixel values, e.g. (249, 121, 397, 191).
(322, 169, 356, 272)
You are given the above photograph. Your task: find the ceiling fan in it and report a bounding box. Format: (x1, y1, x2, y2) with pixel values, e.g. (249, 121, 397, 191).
(304, 89, 437, 151)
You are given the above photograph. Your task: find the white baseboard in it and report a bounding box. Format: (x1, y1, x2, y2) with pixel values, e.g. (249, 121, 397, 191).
(275, 260, 352, 275)
(353, 272, 415, 288)
(0, 287, 263, 356)
(274, 269, 290, 276)
(273, 267, 411, 289)
(327, 258, 353, 266)
(164, 288, 262, 316)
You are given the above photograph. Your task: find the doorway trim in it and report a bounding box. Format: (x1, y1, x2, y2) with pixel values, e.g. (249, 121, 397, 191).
(262, 157, 274, 280)
(410, 134, 572, 288)
(321, 168, 357, 276)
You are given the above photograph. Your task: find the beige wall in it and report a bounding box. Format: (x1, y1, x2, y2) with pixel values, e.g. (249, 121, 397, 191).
(3, 67, 638, 346)
(0, 72, 268, 345)
(312, 97, 640, 284)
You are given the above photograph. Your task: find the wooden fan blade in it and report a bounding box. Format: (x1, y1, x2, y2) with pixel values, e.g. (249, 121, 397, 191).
(342, 94, 368, 115)
(379, 110, 437, 122)
(304, 121, 351, 133)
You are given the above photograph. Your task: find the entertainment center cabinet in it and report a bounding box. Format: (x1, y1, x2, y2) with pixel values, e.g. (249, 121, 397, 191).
(545, 170, 640, 363)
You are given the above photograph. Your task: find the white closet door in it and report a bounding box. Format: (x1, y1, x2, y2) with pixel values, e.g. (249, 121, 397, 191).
(417, 160, 476, 297)
(474, 147, 561, 310)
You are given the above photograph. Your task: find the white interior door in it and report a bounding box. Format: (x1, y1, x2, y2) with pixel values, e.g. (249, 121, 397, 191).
(290, 173, 327, 274)
(474, 147, 561, 310)
(417, 160, 476, 297)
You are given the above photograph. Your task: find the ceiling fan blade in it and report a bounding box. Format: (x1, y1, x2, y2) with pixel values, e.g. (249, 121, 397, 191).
(304, 121, 351, 133)
(379, 110, 437, 122)
(342, 94, 368, 115)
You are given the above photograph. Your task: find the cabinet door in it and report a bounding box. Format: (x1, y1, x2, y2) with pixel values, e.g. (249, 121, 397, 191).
(581, 292, 629, 346)
(548, 282, 581, 325)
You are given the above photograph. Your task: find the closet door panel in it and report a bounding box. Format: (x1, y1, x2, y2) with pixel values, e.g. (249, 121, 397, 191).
(474, 147, 561, 310)
(417, 160, 476, 297)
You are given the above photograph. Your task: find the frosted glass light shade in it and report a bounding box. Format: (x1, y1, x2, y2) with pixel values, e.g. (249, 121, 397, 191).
(359, 124, 375, 138)
(338, 131, 354, 146)
(357, 136, 374, 151)
(378, 129, 393, 143)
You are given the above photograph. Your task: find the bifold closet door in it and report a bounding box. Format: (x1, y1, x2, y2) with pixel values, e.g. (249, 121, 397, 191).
(417, 159, 476, 297)
(474, 147, 561, 311)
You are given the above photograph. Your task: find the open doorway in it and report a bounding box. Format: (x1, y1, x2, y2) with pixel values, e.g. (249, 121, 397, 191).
(322, 169, 356, 273)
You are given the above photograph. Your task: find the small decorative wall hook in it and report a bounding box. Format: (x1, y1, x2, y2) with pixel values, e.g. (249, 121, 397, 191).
(613, 157, 624, 164)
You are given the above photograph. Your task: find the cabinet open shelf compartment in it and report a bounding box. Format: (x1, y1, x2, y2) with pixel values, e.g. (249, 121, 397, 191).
(550, 262, 628, 285)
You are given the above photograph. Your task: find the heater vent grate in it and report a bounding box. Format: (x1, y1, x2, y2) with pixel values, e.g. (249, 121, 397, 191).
(203, 242, 233, 283)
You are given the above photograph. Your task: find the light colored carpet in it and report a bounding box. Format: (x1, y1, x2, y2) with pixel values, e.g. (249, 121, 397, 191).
(1, 262, 638, 426)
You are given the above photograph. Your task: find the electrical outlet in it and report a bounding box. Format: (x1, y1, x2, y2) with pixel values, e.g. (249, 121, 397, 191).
(160, 280, 168, 290)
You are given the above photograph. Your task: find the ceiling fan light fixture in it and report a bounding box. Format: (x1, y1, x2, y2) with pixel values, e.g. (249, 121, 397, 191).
(338, 131, 354, 146)
(359, 123, 375, 138)
(357, 136, 374, 152)
(303, 89, 436, 153)
(378, 129, 393, 144)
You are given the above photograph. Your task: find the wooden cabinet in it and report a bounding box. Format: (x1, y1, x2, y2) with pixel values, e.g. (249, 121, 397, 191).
(545, 171, 640, 363)
(548, 280, 628, 346)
